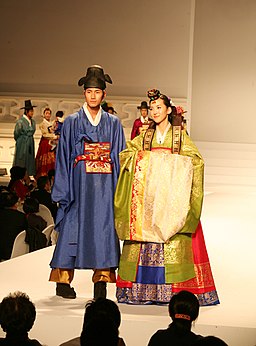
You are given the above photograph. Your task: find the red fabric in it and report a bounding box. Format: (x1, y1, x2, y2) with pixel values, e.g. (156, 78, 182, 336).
(172, 222, 217, 294)
(9, 180, 29, 200)
(131, 118, 143, 139)
(35, 137, 56, 178)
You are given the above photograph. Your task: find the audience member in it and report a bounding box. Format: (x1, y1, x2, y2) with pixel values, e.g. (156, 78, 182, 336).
(147, 291, 202, 346)
(13, 99, 36, 176)
(47, 169, 55, 190)
(193, 336, 228, 345)
(31, 175, 57, 220)
(35, 107, 57, 178)
(0, 190, 28, 261)
(0, 291, 42, 345)
(59, 298, 126, 346)
(8, 166, 30, 201)
(23, 197, 47, 252)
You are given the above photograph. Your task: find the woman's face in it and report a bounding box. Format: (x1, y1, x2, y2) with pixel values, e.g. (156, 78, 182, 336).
(149, 98, 171, 124)
(44, 110, 51, 121)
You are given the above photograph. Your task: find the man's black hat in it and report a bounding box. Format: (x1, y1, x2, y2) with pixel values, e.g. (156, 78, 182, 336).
(20, 100, 37, 110)
(78, 65, 112, 90)
(137, 101, 149, 110)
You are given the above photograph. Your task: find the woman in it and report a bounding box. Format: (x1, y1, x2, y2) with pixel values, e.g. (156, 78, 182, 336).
(35, 107, 57, 178)
(148, 290, 202, 346)
(114, 89, 219, 306)
(8, 166, 30, 201)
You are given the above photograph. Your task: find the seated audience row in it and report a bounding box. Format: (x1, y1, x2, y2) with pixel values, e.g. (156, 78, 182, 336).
(0, 189, 49, 261)
(0, 290, 228, 346)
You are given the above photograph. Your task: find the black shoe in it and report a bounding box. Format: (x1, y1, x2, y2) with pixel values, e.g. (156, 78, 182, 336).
(56, 283, 76, 299)
(93, 282, 107, 300)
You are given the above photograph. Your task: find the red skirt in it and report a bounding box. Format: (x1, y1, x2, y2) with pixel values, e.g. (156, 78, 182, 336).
(36, 137, 55, 178)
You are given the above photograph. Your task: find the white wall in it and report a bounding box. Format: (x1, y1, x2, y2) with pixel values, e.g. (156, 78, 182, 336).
(191, 0, 256, 143)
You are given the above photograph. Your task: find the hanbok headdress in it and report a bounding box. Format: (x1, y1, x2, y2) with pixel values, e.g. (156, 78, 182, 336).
(78, 65, 112, 90)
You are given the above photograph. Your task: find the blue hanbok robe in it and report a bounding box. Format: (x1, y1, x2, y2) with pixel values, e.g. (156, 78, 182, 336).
(50, 108, 126, 270)
(13, 116, 36, 176)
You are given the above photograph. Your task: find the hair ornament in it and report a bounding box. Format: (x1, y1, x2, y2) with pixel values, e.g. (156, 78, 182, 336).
(174, 313, 191, 321)
(147, 89, 161, 101)
(176, 106, 187, 115)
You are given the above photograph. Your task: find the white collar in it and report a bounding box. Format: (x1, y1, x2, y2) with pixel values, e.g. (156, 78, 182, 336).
(156, 123, 171, 144)
(23, 114, 32, 126)
(140, 116, 149, 123)
(83, 103, 102, 126)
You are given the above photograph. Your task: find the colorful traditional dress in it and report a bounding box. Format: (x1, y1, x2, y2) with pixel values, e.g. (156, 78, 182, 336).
(35, 119, 57, 178)
(50, 106, 126, 270)
(13, 116, 36, 176)
(114, 127, 219, 306)
(131, 116, 153, 139)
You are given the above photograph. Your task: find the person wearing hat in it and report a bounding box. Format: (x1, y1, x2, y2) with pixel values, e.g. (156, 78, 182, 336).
(13, 100, 37, 176)
(130, 101, 152, 140)
(49, 65, 126, 300)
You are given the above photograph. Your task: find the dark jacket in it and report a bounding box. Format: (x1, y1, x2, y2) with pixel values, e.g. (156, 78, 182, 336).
(148, 323, 203, 346)
(0, 208, 28, 260)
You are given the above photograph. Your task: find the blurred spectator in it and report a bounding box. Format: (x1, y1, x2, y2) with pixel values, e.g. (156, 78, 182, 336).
(147, 291, 202, 346)
(0, 291, 42, 345)
(0, 190, 28, 261)
(8, 166, 30, 201)
(23, 197, 47, 252)
(49, 110, 64, 151)
(193, 336, 228, 345)
(60, 298, 126, 346)
(47, 169, 55, 191)
(31, 176, 57, 220)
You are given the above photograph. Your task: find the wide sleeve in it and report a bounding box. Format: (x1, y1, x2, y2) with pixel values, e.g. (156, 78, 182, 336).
(179, 131, 204, 234)
(114, 136, 143, 240)
(51, 117, 75, 230)
(110, 118, 126, 187)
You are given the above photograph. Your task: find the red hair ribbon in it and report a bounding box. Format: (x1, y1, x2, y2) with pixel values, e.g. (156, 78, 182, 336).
(174, 313, 191, 321)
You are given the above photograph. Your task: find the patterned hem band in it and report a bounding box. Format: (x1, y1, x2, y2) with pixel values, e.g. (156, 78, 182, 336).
(174, 313, 191, 321)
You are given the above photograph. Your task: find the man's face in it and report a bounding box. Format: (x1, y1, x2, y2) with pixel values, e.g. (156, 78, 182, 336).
(84, 88, 105, 109)
(140, 108, 148, 118)
(26, 109, 34, 119)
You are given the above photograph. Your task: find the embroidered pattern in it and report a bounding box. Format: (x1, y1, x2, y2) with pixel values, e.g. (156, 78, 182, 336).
(74, 142, 112, 174)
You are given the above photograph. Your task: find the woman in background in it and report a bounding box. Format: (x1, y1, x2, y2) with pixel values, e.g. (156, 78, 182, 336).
(35, 107, 58, 178)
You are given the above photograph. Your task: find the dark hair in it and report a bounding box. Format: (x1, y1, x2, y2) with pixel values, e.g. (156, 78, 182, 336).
(0, 190, 18, 208)
(0, 291, 36, 334)
(36, 175, 49, 190)
(80, 314, 119, 346)
(83, 298, 121, 328)
(47, 169, 55, 182)
(80, 298, 120, 346)
(43, 107, 52, 114)
(9, 166, 26, 181)
(168, 291, 199, 334)
(147, 89, 177, 125)
(56, 110, 64, 118)
(193, 336, 228, 346)
(23, 197, 39, 214)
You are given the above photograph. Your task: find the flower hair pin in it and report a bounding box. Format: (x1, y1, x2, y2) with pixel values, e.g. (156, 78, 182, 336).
(176, 106, 187, 115)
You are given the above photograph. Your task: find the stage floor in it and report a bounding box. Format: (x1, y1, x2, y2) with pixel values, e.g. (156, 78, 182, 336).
(0, 184, 256, 346)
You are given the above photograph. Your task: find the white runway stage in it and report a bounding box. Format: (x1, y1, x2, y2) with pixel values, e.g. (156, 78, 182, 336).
(1, 185, 256, 346)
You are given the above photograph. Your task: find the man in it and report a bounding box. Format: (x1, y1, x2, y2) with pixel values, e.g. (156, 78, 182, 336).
(31, 175, 57, 220)
(49, 65, 126, 300)
(13, 100, 36, 176)
(130, 100, 152, 139)
(0, 189, 28, 260)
